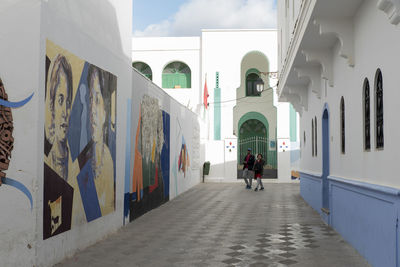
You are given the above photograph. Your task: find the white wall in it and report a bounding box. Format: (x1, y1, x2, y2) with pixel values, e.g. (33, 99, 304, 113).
(201, 29, 292, 181)
(233, 50, 277, 142)
(0, 1, 41, 266)
(0, 0, 132, 266)
(132, 37, 201, 111)
(298, 0, 400, 187)
(277, 0, 302, 71)
(126, 70, 201, 220)
(202, 30, 278, 141)
(36, 0, 132, 266)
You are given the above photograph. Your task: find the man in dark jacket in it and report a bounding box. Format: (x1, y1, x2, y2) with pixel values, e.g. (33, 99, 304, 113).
(243, 148, 255, 189)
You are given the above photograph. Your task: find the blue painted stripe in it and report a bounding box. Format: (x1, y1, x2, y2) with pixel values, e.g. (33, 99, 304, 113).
(1, 177, 33, 210)
(299, 173, 322, 214)
(328, 175, 400, 196)
(299, 171, 322, 180)
(131, 192, 137, 202)
(124, 99, 132, 194)
(0, 93, 34, 108)
(123, 99, 132, 223)
(329, 178, 398, 267)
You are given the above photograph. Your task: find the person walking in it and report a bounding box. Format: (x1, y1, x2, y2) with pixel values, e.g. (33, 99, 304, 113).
(253, 153, 265, 191)
(243, 148, 255, 189)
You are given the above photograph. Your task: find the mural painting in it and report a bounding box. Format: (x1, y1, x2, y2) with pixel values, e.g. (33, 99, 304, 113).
(129, 95, 170, 221)
(178, 135, 190, 178)
(0, 79, 14, 186)
(44, 40, 116, 239)
(0, 78, 34, 209)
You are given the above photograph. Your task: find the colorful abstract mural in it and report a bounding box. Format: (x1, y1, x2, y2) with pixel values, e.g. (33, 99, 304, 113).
(178, 136, 190, 177)
(43, 40, 116, 239)
(0, 78, 34, 209)
(128, 95, 170, 221)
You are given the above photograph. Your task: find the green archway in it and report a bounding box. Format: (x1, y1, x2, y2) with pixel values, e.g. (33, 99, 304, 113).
(238, 112, 269, 139)
(239, 119, 267, 139)
(238, 112, 276, 171)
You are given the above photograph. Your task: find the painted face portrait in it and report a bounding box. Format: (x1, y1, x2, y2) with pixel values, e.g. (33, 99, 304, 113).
(53, 71, 71, 143)
(47, 54, 73, 146)
(89, 70, 105, 144)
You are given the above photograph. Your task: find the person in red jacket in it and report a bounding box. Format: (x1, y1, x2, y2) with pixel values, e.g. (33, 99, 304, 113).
(253, 153, 265, 191)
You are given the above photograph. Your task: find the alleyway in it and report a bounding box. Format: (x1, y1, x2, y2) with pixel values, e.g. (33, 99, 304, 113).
(57, 183, 370, 267)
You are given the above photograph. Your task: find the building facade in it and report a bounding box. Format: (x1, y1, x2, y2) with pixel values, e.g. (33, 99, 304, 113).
(133, 30, 299, 182)
(278, 0, 400, 266)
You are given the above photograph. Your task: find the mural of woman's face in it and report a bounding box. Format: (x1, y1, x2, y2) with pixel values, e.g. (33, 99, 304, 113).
(90, 72, 105, 143)
(54, 71, 70, 143)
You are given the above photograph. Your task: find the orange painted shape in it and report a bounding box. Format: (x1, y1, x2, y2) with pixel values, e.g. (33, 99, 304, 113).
(132, 107, 143, 201)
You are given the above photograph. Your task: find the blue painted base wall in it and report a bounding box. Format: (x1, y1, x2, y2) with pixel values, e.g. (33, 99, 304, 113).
(300, 172, 322, 214)
(300, 172, 400, 267)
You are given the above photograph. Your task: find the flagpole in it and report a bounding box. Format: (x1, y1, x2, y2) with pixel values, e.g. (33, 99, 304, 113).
(205, 73, 210, 140)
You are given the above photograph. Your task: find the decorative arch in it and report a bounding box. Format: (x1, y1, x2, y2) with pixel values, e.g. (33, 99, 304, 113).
(240, 50, 270, 67)
(245, 68, 261, 77)
(132, 61, 152, 81)
(238, 112, 270, 139)
(239, 51, 270, 96)
(162, 61, 191, 88)
(239, 119, 267, 140)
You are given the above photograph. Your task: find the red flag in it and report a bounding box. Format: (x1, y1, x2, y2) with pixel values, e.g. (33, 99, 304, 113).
(204, 76, 209, 109)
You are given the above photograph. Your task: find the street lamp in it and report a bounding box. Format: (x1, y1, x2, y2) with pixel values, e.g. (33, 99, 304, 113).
(255, 77, 264, 94)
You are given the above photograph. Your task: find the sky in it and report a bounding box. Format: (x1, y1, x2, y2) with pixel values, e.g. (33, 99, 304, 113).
(133, 0, 277, 37)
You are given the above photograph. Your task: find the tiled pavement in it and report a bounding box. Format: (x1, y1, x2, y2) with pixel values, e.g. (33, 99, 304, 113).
(57, 183, 370, 267)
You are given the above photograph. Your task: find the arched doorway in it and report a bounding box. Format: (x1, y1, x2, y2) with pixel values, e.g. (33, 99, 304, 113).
(322, 105, 330, 222)
(238, 112, 277, 178)
(239, 119, 267, 139)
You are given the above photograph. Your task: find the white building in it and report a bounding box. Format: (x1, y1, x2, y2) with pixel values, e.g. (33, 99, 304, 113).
(277, 0, 400, 266)
(0, 1, 202, 266)
(133, 30, 299, 182)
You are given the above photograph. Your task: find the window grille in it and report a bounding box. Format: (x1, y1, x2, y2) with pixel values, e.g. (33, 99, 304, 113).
(340, 97, 345, 154)
(132, 62, 152, 81)
(312, 119, 314, 157)
(314, 117, 317, 156)
(246, 73, 262, 96)
(162, 61, 191, 88)
(375, 69, 384, 149)
(363, 78, 370, 150)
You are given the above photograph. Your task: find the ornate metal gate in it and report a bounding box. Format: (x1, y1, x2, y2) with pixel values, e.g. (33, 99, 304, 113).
(238, 136, 277, 178)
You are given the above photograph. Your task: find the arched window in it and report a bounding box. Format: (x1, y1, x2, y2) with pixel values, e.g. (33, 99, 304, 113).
(363, 78, 370, 151)
(312, 119, 314, 157)
(375, 69, 384, 149)
(340, 97, 345, 154)
(132, 61, 152, 81)
(162, 61, 191, 88)
(314, 116, 317, 156)
(246, 72, 263, 96)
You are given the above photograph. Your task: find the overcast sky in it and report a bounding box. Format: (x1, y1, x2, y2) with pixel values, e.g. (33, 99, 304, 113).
(133, 0, 277, 37)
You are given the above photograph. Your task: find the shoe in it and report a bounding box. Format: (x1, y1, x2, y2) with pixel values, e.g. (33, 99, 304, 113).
(254, 188, 258, 191)
(246, 185, 250, 189)
(260, 187, 264, 191)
